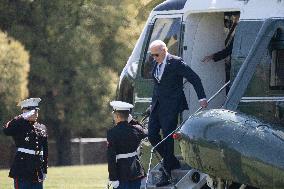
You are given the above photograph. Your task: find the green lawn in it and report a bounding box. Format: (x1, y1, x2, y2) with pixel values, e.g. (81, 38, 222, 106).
(0, 143, 181, 189)
(0, 164, 109, 189)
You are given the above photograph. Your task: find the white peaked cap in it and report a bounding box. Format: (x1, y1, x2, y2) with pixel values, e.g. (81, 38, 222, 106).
(18, 98, 41, 109)
(110, 101, 134, 111)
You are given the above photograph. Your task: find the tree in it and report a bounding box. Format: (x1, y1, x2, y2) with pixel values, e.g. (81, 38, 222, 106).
(0, 32, 30, 123)
(0, 0, 160, 165)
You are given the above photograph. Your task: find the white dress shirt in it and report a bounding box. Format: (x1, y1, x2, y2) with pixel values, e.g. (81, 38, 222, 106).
(155, 52, 168, 81)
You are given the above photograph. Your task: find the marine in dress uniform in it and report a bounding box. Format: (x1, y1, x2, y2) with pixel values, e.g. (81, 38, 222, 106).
(107, 101, 147, 189)
(148, 40, 208, 187)
(3, 98, 48, 189)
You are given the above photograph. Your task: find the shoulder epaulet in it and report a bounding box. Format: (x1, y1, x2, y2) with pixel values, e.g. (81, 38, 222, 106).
(132, 124, 144, 131)
(34, 123, 47, 131)
(129, 119, 140, 125)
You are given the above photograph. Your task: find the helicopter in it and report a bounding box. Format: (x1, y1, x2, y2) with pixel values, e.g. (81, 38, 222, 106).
(116, 0, 284, 188)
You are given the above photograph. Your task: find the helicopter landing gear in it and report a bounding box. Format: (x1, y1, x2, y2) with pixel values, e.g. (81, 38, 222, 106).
(205, 176, 259, 189)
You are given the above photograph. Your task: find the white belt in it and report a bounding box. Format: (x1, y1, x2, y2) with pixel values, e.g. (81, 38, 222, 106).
(18, 148, 43, 155)
(116, 151, 138, 161)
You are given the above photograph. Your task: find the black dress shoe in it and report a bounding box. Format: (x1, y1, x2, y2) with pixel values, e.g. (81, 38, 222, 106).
(171, 161, 181, 170)
(158, 166, 166, 172)
(156, 172, 171, 187)
(156, 179, 171, 187)
(159, 160, 181, 171)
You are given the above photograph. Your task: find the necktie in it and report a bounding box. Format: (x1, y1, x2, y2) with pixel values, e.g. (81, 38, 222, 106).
(155, 63, 163, 81)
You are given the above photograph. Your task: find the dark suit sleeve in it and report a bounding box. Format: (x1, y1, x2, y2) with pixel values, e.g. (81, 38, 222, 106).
(212, 37, 234, 62)
(3, 117, 24, 136)
(131, 122, 148, 140)
(43, 134, 48, 174)
(176, 59, 206, 99)
(107, 131, 118, 181)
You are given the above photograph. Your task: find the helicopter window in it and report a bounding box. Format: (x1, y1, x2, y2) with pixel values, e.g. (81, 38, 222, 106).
(270, 49, 284, 89)
(141, 18, 181, 79)
(237, 31, 284, 126)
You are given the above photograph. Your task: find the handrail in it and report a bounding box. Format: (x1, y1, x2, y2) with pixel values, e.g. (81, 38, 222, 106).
(145, 80, 231, 188)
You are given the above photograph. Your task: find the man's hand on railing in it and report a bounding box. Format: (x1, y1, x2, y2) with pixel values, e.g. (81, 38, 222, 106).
(199, 99, 208, 108)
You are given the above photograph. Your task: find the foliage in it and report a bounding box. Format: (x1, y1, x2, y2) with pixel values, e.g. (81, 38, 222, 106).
(0, 32, 30, 122)
(0, 0, 160, 164)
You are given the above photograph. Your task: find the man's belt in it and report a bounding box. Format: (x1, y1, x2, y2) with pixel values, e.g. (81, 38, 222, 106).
(116, 151, 138, 162)
(17, 148, 43, 155)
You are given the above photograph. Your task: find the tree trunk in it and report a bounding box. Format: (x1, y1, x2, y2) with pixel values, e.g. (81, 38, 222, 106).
(54, 125, 72, 166)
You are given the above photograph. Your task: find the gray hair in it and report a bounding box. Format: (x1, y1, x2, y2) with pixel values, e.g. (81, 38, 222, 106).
(149, 40, 168, 51)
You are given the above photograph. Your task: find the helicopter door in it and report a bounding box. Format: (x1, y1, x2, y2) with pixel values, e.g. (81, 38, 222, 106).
(182, 12, 228, 117)
(133, 15, 183, 116)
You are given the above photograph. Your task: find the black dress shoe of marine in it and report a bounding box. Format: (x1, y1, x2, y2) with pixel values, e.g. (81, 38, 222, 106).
(156, 172, 171, 187)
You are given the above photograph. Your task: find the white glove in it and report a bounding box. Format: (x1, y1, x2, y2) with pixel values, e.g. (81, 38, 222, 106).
(109, 180, 119, 188)
(21, 110, 35, 119)
(43, 174, 47, 181)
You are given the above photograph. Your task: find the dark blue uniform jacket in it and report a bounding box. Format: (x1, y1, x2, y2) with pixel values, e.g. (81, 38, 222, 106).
(3, 116, 48, 182)
(107, 121, 147, 181)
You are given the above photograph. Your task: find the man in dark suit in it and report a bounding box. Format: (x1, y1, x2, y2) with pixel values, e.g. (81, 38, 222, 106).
(148, 40, 208, 187)
(3, 98, 48, 189)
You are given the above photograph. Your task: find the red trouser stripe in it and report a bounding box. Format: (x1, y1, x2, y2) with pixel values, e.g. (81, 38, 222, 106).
(15, 178, 19, 189)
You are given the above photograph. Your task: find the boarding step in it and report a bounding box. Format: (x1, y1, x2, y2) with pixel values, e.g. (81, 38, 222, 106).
(152, 156, 191, 171)
(151, 170, 189, 185)
(141, 168, 207, 189)
(141, 154, 208, 189)
(141, 157, 208, 189)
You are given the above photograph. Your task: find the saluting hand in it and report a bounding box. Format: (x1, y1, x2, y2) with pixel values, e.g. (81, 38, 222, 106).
(21, 110, 38, 122)
(27, 113, 38, 122)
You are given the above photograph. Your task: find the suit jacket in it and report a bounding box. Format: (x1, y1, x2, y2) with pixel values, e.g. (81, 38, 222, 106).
(213, 23, 237, 62)
(107, 121, 147, 181)
(151, 54, 206, 114)
(3, 116, 48, 182)
(212, 38, 234, 62)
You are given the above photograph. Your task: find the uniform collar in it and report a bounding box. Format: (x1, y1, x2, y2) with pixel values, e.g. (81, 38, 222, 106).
(116, 121, 128, 126)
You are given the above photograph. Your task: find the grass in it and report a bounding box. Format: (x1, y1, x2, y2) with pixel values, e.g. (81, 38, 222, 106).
(0, 164, 109, 189)
(0, 143, 181, 189)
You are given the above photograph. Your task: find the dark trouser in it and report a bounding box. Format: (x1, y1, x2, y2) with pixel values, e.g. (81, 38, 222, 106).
(117, 179, 141, 189)
(148, 102, 179, 173)
(14, 178, 43, 189)
(225, 60, 231, 94)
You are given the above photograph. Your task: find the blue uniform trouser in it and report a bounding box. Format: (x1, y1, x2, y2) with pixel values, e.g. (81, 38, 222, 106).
(148, 102, 180, 173)
(14, 178, 43, 189)
(117, 179, 141, 189)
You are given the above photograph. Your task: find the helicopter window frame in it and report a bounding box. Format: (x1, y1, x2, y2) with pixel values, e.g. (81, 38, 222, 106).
(141, 17, 182, 79)
(270, 49, 284, 90)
